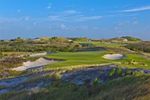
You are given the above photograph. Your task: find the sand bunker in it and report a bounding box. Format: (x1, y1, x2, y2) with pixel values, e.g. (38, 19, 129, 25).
(103, 54, 124, 60)
(12, 58, 56, 71)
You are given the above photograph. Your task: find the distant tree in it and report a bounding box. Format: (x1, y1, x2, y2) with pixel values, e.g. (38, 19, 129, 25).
(15, 37, 24, 43)
(73, 37, 90, 42)
(0, 40, 4, 42)
(121, 36, 141, 41)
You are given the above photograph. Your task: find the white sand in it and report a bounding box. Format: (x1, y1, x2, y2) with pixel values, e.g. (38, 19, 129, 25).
(103, 54, 124, 60)
(12, 58, 56, 71)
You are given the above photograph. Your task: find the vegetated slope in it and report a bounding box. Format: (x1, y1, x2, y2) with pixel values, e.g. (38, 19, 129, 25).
(121, 36, 141, 41)
(89, 75, 150, 100)
(1, 75, 150, 100)
(125, 41, 150, 53)
(0, 37, 79, 52)
(0, 57, 25, 78)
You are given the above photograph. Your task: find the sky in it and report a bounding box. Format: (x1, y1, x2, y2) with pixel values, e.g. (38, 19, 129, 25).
(0, 0, 150, 40)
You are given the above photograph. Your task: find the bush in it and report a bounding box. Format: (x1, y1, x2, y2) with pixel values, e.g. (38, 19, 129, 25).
(117, 68, 123, 76)
(109, 68, 116, 77)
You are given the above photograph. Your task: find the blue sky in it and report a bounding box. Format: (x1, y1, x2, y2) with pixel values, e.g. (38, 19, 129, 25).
(0, 0, 150, 40)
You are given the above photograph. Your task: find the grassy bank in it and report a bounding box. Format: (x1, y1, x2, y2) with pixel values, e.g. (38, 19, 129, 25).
(1, 75, 150, 100)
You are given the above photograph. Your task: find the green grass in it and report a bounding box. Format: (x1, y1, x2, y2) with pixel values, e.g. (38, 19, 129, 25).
(0, 85, 6, 89)
(45, 51, 150, 70)
(91, 42, 122, 47)
(117, 54, 150, 69)
(46, 51, 109, 70)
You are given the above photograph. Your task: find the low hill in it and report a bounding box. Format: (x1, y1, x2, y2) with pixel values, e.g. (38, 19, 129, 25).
(125, 41, 150, 53)
(121, 36, 141, 41)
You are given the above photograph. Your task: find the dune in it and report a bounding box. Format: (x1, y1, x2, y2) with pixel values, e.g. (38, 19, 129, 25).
(12, 58, 56, 71)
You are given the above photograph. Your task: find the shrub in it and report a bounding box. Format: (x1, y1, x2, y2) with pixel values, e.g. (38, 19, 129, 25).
(109, 68, 116, 77)
(117, 68, 123, 76)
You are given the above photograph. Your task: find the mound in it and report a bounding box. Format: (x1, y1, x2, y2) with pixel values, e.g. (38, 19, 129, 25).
(12, 58, 56, 71)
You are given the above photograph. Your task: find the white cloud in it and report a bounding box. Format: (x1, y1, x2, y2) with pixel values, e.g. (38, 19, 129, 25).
(33, 22, 38, 26)
(47, 6, 51, 9)
(63, 10, 80, 15)
(122, 6, 150, 13)
(48, 15, 63, 21)
(24, 16, 30, 21)
(48, 15, 102, 22)
(77, 16, 102, 21)
(47, 3, 52, 9)
(17, 9, 21, 13)
(48, 10, 102, 22)
(132, 20, 138, 25)
(60, 24, 67, 29)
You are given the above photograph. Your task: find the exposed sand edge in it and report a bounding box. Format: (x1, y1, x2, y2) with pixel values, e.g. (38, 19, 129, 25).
(12, 58, 56, 71)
